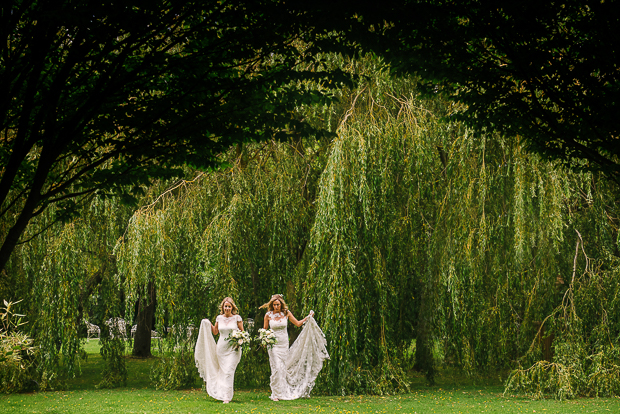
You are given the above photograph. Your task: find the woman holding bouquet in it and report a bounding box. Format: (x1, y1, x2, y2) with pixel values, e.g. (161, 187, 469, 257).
(195, 297, 246, 403)
(260, 294, 329, 401)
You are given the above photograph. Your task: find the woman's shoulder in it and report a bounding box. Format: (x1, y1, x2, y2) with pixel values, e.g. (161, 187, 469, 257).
(265, 311, 272, 318)
(235, 314, 242, 322)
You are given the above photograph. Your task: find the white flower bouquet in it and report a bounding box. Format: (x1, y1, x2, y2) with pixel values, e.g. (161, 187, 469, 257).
(256, 328, 277, 349)
(226, 330, 251, 352)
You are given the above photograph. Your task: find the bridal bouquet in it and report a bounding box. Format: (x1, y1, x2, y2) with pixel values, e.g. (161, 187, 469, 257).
(256, 328, 277, 349)
(226, 330, 251, 352)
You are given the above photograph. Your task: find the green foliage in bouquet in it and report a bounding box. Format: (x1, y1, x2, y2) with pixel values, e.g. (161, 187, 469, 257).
(226, 330, 251, 352)
(256, 328, 277, 350)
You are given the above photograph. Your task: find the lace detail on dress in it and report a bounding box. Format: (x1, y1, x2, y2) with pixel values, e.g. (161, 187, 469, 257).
(267, 315, 329, 400)
(266, 311, 287, 321)
(285, 317, 329, 397)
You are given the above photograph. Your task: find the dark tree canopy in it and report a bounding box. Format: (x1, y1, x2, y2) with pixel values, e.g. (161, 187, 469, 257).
(4, 0, 618, 274)
(381, 0, 620, 183)
(0, 0, 363, 272)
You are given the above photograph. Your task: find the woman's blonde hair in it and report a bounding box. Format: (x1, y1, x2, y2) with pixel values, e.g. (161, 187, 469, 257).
(259, 294, 289, 314)
(219, 297, 239, 315)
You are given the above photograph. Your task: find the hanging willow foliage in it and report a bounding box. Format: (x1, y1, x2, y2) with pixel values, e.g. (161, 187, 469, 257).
(114, 139, 325, 386)
(3, 55, 619, 397)
(115, 175, 212, 380)
(505, 234, 620, 399)
(2, 193, 133, 388)
(303, 60, 619, 395)
(305, 73, 459, 392)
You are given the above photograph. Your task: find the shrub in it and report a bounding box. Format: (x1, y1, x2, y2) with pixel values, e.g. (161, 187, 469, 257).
(97, 337, 127, 389)
(150, 344, 199, 390)
(0, 300, 39, 393)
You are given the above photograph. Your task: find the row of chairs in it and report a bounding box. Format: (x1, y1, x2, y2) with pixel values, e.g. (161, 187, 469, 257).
(85, 318, 159, 340)
(85, 318, 256, 340)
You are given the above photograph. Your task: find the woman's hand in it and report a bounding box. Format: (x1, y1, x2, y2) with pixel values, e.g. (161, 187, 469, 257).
(302, 310, 314, 324)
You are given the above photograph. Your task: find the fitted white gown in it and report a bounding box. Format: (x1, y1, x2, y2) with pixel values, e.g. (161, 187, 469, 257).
(194, 314, 243, 401)
(266, 311, 329, 400)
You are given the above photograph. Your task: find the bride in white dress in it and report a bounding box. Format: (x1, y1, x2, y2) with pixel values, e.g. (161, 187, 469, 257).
(260, 294, 329, 401)
(194, 297, 245, 403)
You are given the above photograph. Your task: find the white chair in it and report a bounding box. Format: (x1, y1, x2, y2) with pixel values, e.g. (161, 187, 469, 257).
(105, 317, 127, 339)
(85, 321, 100, 340)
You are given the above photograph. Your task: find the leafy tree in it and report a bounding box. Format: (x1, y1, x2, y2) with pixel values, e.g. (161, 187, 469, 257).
(8, 54, 620, 394)
(0, 0, 356, 273)
(379, 0, 620, 184)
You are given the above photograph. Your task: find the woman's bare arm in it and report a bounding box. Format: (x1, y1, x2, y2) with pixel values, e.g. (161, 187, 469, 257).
(287, 311, 309, 327)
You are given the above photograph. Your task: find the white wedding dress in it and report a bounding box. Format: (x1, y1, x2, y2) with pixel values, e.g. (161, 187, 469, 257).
(266, 311, 329, 400)
(194, 314, 243, 401)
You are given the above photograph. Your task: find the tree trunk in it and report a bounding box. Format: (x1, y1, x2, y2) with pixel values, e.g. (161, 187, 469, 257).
(132, 281, 156, 358)
(0, 151, 52, 273)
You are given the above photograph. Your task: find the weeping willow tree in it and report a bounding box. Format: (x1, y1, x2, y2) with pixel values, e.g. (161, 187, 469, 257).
(115, 62, 619, 396)
(117, 159, 296, 308)
(114, 133, 329, 387)
(303, 64, 620, 395)
(305, 74, 466, 392)
(0, 193, 133, 389)
(3, 56, 619, 396)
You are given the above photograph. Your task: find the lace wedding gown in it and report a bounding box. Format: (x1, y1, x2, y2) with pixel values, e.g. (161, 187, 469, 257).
(267, 311, 329, 400)
(194, 314, 243, 401)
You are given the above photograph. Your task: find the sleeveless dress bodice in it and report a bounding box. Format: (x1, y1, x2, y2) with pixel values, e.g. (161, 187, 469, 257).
(268, 312, 289, 349)
(216, 315, 241, 350)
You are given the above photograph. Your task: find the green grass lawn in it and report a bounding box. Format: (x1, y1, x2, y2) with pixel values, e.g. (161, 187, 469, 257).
(1, 340, 619, 413)
(3, 387, 620, 414)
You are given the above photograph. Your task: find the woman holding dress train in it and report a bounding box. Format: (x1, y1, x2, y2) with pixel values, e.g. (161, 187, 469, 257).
(195, 297, 244, 403)
(260, 294, 329, 401)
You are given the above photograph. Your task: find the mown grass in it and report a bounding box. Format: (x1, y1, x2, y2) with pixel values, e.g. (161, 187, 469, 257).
(1, 340, 619, 413)
(3, 387, 620, 414)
